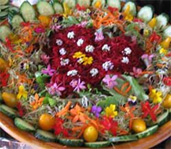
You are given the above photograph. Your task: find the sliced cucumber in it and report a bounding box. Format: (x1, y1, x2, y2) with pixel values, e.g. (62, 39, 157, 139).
(63, 0, 76, 9)
(163, 26, 171, 37)
(109, 135, 137, 142)
(107, 0, 121, 11)
(137, 5, 154, 22)
(0, 0, 9, 5)
(77, 0, 91, 7)
(37, 1, 54, 16)
(35, 129, 56, 142)
(85, 141, 111, 148)
(122, 1, 137, 16)
(0, 105, 18, 118)
(0, 25, 12, 42)
(53, 2, 63, 14)
(10, 15, 24, 28)
(134, 125, 158, 139)
(92, 0, 106, 8)
(59, 138, 84, 147)
(0, 11, 8, 18)
(156, 111, 169, 126)
(14, 117, 36, 132)
(0, 5, 9, 10)
(156, 13, 169, 29)
(20, 1, 36, 22)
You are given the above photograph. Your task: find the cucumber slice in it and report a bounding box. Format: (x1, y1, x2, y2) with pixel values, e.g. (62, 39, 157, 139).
(122, 1, 137, 16)
(53, 2, 63, 14)
(14, 117, 36, 132)
(59, 138, 84, 147)
(109, 135, 137, 142)
(20, 1, 36, 22)
(0, 105, 18, 118)
(138, 5, 154, 22)
(107, 0, 121, 11)
(135, 125, 158, 139)
(92, 0, 106, 8)
(10, 15, 24, 28)
(163, 26, 171, 37)
(63, 0, 76, 9)
(37, 1, 55, 16)
(0, 5, 9, 10)
(77, 0, 91, 7)
(0, 25, 12, 42)
(0, 11, 8, 18)
(156, 13, 169, 29)
(85, 141, 111, 148)
(156, 111, 169, 126)
(35, 129, 56, 142)
(0, 0, 9, 5)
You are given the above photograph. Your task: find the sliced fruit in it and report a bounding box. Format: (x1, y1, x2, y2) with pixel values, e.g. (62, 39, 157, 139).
(0, 25, 12, 42)
(37, 1, 54, 16)
(63, 0, 76, 9)
(0, 0, 9, 5)
(10, 15, 24, 28)
(85, 141, 111, 148)
(156, 110, 169, 126)
(107, 0, 121, 11)
(14, 117, 36, 132)
(53, 2, 63, 14)
(59, 138, 84, 147)
(77, 0, 91, 8)
(0, 104, 18, 118)
(109, 135, 137, 142)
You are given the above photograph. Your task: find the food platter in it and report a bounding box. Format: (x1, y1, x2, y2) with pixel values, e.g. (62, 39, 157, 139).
(0, 0, 171, 148)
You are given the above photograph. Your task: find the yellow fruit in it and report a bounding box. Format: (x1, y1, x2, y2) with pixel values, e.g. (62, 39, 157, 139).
(160, 37, 171, 49)
(0, 58, 8, 71)
(148, 18, 157, 28)
(2, 92, 18, 108)
(83, 126, 98, 142)
(39, 113, 55, 131)
(162, 94, 171, 109)
(132, 118, 146, 133)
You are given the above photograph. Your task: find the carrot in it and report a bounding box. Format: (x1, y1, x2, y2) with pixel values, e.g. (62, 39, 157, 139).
(125, 84, 132, 93)
(121, 82, 129, 92)
(56, 101, 72, 117)
(114, 87, 126, 96)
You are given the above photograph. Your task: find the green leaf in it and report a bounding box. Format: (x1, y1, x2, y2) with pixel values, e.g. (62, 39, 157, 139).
(36, 74, 50, 89)
(43, 96, 49, 104)
(48, 97, 57, 107)
(122, 75, 148, 101)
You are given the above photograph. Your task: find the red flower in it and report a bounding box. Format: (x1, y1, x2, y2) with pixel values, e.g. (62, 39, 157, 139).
(53, 117, 69, 137)
(107, 6, 118, 13)
(163, 77, 171, 86)
(149, 32, 161, 43)
(0, 72, 9, 87)
(141, 101, 159, 121)
(100, 116, 118, 136)
(17, 102, 24, 117)
(76, 4, 86, 11)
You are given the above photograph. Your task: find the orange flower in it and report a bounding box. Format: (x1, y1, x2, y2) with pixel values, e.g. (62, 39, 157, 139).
(30, 93, 44, 110)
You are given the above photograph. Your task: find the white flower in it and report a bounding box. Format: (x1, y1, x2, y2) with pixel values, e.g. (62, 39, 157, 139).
(60, 58, 69, 66)
(123, 47, 132, 55)
(90, 68, 98, 77)
(121, 57, 129, 64)
(56, 39, 63, 46)
(59, 48, 66, 55)
(102, 44, 110, 51)
(67, 31, 75, 39)
(85, 45, 95, 53)
(102, 61, 114, 71)
(77, 39, 84, 46)
(67, 70, 78, 76)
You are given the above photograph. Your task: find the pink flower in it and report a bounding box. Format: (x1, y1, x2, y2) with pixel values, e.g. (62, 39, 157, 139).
(34, 27, 45, 33)
(42, 65, 56, 76)
(102, 75, 118, 89)
(141, 54, 155, 66)
(95, 29, 104, 41)
(130, 67, 142, 78)
(78, 21, 87, 27)
(70, 79, 86, 92)
(41, 54, 50, 64)
(48, 83, 65, 96)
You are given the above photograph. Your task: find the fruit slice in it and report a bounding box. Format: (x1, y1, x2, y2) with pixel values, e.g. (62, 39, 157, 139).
(59, 138, 84, 147)
(85, 141, 111, 148)
(0, 104, 18, 118)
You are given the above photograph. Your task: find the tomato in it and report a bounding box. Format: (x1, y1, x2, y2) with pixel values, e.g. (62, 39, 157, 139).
(83, 126, 98, 142)
(0, 58, 8, 71)
(2, 92, 18, 108)
(132, 118, 146, 133)
(39, 113, 55, 131)
(162, 94, 171, 109)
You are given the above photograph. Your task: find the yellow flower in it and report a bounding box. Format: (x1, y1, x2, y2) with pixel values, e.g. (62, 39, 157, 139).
(105, 104, 118, 118)
(144, 29, 149, 36)
(159, 48, 168, 55)
(149, 89, 163, 104)
(83, 56, 93, 65)
(63, 2, 72, 17)
(125, 15, 134, 21)
(17, 85, 28, 100)
(73, 51, 85, 59)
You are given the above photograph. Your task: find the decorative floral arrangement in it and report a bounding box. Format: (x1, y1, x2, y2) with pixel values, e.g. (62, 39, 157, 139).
(0, 0, 170, 148)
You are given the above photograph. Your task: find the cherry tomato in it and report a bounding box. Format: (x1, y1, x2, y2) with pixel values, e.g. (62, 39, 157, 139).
(2, 92, 18, 108)
(162, 94, 171, 109)
(83, 126, 98, 142)
(132, 118, 146, 133)
(39, 113, 55, 131)
(0, 58, 8, 72)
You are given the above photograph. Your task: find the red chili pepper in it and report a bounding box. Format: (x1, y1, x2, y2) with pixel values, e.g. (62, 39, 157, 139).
(163, 77, 171, 86)
(149, 32, 161, 43)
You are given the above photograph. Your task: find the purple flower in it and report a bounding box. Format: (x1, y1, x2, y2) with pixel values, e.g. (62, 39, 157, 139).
(130, 67, 142, 78)
(48, 83, 65, 96)
(102, 75, 118, 89)
(141, 54, 155, 67)
(70, 79, 86, 92)
(42, 65, 55, 76)
(91, 105, 102, 117)
(95, 29, 104, 42)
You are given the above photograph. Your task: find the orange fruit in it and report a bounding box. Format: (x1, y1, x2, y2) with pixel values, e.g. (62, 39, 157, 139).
(162, 94, 171, 109)
(2, 92, 18, 108)
(132, 118, 146, 133)
(83, 126, 98, 142)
